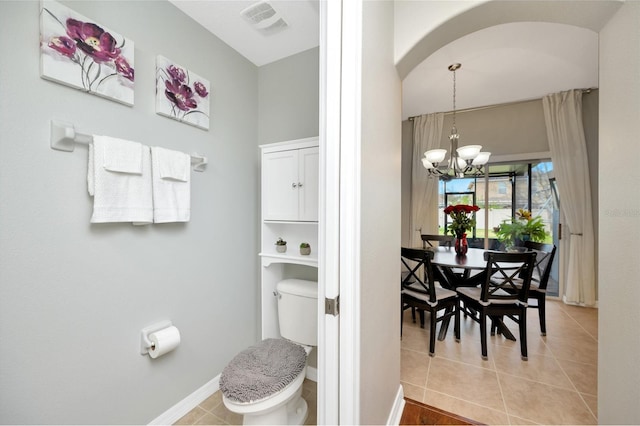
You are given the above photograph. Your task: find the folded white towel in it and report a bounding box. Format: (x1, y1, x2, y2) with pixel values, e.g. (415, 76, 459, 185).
(88, 136, 153, 224)
(156, 147, 189, 182)
(103, 136, 143, 173)
(151, 146, 191, 223)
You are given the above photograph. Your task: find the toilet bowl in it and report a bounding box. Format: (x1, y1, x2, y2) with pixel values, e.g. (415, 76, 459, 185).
(222, 343, 312, 425)
(220, 279, 318, 425)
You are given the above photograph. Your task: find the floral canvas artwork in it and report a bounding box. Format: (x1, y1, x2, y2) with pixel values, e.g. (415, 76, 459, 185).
(40, 0, 134, 106)
(156, 56, 210, 130)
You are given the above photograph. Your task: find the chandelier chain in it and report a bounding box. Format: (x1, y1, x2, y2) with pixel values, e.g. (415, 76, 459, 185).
(452, 67, 456, 128)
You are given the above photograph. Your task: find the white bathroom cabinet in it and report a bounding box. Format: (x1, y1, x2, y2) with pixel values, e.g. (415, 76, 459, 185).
(259, 137, 319, 340)
(262, 141, 319, 222)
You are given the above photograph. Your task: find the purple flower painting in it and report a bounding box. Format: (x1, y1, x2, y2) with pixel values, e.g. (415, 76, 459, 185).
(156, 55, 210, 130)
(40, 0, 134, 106)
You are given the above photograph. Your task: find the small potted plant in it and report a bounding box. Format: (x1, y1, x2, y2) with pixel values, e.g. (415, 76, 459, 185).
(299, 242, 311, 256)
(275, 237, 287, 253)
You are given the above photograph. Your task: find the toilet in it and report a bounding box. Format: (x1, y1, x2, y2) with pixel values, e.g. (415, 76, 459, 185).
(220, 279, 318, 425)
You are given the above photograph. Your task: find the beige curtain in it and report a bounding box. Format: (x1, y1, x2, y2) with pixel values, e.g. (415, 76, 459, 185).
(542, 90, 596, 306)
(410, 113, 444, 247)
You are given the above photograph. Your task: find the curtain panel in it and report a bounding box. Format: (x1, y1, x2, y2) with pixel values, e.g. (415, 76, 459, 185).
(542, 90, 596, 306)
(410, 113, 444, 248)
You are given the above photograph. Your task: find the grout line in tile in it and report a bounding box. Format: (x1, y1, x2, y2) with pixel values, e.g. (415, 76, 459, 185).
(497, 368, 583, 394)
(578, 391, 599, 422)
(426, 388, 510, 419)
(494, 360, 511, 422)
(423, 350, 433, 392)
(557, 305, 599, 342)
(433, 352, 498, 373)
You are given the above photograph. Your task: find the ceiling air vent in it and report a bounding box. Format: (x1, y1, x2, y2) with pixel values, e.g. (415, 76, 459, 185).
(240, 1, 289, 35)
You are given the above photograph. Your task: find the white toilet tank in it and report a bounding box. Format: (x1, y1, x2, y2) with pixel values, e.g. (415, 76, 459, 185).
(277, 279, 318, 347)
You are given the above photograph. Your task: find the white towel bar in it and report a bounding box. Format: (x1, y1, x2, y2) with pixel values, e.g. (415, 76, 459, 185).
(50, 119, 208, 172)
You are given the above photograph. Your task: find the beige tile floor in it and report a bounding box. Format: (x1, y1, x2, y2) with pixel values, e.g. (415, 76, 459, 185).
(176, 300, 596, 425)
(401, 299, 598, 425)
(174, 378, 317, 425)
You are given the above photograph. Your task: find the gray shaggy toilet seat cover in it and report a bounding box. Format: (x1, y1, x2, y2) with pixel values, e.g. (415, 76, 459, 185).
(220, 338, 306, 403)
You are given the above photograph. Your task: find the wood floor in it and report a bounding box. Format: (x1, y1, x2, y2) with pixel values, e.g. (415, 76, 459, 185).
(401, 398, 483, 425)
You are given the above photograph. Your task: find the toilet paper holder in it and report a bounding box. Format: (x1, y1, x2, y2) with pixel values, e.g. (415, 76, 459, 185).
(140, 320, 173, 355)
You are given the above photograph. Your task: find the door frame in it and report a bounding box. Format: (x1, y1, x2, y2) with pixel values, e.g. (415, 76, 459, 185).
(318, 0, 362, 424)
(318, 0, 345, 424)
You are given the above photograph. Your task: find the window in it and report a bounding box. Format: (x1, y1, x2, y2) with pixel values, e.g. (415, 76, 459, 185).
(437, 160, 559, 296)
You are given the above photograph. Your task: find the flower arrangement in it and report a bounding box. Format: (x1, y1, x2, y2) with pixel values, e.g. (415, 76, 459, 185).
(41, 2, 134, 105)
(156, 55, 210, 130)
(444, 204, 480, 237)
(494, 208, 548, 247)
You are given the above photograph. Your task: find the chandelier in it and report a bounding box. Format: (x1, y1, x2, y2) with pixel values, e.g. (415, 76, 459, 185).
(422, 63, 491, 178)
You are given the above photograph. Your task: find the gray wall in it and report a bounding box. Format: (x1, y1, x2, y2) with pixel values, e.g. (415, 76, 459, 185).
(439, 99, 549, 155)
(0, 1, 262, 423)
(258, 47, 319, 145)
(401, 120, 414, 246)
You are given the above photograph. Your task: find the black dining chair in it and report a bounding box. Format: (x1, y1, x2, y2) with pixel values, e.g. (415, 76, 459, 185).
(496, 241, 557, 336)
(420, 234, 462, 287)
(456, 251, 537, 360)
(421, 234, 454, 249)
(401, 247, 460, 357)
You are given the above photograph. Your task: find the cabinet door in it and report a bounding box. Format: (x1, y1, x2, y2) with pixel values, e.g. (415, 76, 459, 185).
(263, 150, 299, 221)
(298, 147, 319, 222)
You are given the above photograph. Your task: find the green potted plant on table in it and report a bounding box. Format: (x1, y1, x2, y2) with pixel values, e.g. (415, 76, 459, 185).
(275, 237, 287, 253)
(299, 242, 311, 256)
(494, 209, 548, 250)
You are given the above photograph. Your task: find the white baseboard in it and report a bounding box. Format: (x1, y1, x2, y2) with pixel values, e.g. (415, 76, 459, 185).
(149, 366, 318, 424)
(306, 366, 318, 382)
(387, 384, 406, 426)
(148, 375, 220, 425)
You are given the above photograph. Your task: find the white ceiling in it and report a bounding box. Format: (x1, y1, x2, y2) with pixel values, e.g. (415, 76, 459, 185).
(172, 2, 598, 120)
(402, 22, 599, 120)
(170, 0, 320, 67)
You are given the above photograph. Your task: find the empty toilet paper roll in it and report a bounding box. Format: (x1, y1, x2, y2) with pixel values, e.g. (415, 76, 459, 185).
(148, 326, 181, 358)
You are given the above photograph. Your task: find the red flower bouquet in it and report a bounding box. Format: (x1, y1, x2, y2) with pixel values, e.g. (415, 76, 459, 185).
(444, 204, 480, 237)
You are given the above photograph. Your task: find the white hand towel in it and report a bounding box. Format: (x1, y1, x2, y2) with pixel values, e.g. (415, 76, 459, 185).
(151, 146, 191, 223)
(88, 136, 153, 224)
(103, 136, 143, 174)
(157, 147, 189, 182)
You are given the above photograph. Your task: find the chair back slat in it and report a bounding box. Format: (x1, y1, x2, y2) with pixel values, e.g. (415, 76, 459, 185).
(401, 247, 436, 303)
(421, 234, 454, 249)
(482, 251, 537, 304)
(524, 241, 557, 291)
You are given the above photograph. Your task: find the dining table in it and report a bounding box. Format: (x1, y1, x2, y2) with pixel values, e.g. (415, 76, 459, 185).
(422, 246, 518, 342)
(428, 246, 488, 289)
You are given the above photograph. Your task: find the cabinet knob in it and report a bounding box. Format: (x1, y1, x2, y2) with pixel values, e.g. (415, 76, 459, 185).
(297, 182, 303, 188)
(292, 183, 297, 188)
